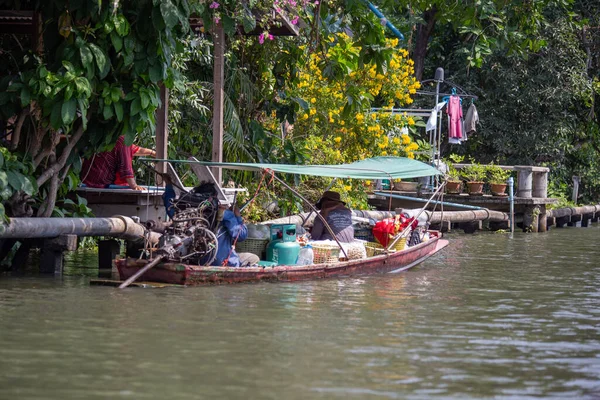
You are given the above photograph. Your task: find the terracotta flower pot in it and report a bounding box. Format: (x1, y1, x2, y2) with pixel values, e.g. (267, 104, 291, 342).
(490, 183, 508, 196)
(467, 181, 484, 195)
(445, 180, 462, 194)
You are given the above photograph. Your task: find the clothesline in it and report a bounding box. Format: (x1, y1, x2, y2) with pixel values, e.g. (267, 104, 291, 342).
(416, 90, 478, 100)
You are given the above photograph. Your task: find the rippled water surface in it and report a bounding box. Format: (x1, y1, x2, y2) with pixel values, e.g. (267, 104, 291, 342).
(1, 227, 600, 399)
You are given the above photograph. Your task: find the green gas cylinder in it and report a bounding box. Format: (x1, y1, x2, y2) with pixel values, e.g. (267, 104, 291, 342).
(266, 224, 301, 265)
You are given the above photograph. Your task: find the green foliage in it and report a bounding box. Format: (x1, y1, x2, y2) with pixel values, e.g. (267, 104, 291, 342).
(486, 165, 511, 184)
(427, 4, 600, 203)
(547, 179, 577, 208)
(445, 161, 461, 181)
(461, 163, 487, 182)
(378, 0, 568, 78)
(52, 195, 93, 218)
(0, 148, 36, 222)
(0, 0, 193, 217)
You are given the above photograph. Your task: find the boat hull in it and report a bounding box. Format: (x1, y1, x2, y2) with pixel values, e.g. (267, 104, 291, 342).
(116, 235, 448, 286)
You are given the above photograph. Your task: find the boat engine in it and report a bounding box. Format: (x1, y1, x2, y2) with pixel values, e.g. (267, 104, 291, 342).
(156, 183, 220, 265)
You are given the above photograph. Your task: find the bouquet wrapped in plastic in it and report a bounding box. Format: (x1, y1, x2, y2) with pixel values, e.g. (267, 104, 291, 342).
(372, 213, 418, 247)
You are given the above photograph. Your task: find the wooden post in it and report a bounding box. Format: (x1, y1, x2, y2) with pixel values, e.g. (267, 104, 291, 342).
(211, 22, 225, 185)
(460, 221, 480, 234)
(538, 205, 547, 232)
(581, 214, 592, 227)
(489, 221, 509, 231)
(98, 239, 120, 270)
(568, 214, 582, 227)
(572, 176, 580, 203)
(155, 84, 169, 185)
(555, 216, 569, 228)
(40, 234, 77, 274)
(522, 205, 536, 232)
(33, 11, 44, 55)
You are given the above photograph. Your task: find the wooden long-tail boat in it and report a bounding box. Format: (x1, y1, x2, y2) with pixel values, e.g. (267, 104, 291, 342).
(115, 156, 449, 287)
(115, 232, 448, 286)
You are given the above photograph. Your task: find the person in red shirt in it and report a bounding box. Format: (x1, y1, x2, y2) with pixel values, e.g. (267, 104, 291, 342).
(81, 136, 154, 191)
(113, 143, 156, 186)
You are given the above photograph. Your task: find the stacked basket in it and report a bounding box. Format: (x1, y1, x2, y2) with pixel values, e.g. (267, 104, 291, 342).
(311, 243, 340, 264)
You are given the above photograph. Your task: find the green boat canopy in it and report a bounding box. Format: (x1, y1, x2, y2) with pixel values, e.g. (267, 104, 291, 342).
(180, 156, 441, 180)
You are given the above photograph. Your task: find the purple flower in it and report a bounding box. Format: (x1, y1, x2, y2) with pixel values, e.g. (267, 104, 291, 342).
(209, 1, 219, 9)
(291, 16, 299, 25)
(259, 33, 265, 44)
(268, 34, 274, 41)
(214, 16, 221, 24)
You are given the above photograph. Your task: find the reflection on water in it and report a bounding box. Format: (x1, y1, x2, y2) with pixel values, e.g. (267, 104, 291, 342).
(1, 227, 600, 399)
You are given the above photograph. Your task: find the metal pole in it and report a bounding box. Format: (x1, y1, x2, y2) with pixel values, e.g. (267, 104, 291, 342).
(509, 177, 514, 235)
(365, 2, 404, 41)
(374, 191, 485, 210)
(387, 182, 445, 251)
(429, 79, 441, 191)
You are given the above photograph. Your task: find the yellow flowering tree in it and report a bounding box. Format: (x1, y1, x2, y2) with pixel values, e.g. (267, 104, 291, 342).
(285, 34, 421, 166)
(264, 35, 421, 207)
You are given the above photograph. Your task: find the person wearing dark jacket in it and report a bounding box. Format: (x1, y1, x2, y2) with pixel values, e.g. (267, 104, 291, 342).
(311, 191, 354, 243)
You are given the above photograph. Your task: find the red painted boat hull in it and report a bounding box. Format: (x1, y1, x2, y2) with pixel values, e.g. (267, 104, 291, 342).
(116, 234, 449, 286)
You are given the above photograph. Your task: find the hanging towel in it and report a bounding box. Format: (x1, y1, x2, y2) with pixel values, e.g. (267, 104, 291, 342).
(447, 95, 463, 140)
(426, 101, 447, 132)
(463, 103, 479, 134)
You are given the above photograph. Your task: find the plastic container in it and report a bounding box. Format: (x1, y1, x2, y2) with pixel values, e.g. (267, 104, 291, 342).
(296, 245, 314, 265)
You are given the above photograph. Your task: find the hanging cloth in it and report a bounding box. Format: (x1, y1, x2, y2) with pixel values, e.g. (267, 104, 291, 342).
(463, 103, 479, 135)
(447, 95, 463, 141)
(426, 101, 447, 132)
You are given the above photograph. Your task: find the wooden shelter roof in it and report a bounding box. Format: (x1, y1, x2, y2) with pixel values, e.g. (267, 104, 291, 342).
(0, 10, 34, 34)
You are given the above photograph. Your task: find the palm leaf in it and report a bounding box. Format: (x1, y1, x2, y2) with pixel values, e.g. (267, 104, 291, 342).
(199, 80, 253, 162)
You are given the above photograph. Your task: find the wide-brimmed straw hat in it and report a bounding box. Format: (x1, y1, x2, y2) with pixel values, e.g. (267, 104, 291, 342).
(316, 191, 346, 209)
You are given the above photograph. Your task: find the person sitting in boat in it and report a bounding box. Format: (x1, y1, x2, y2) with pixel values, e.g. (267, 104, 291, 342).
(311, 191, 354, 243)
(214, 203, 260, 267)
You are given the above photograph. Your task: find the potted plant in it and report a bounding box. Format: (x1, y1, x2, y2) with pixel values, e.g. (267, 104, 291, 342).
(461, 162, 487, 195)
(444, 155, 463, 194)
(486, 164, 511, 196)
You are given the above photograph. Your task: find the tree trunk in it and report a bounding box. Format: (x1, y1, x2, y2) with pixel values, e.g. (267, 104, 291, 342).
(413, 7, 438, 82)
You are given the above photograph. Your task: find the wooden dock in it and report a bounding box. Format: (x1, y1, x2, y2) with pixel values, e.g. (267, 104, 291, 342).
(368, 164, 600, 233)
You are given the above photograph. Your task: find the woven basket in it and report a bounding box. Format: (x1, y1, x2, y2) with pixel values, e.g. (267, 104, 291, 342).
(236, 238, 269, 258)
(365, 237, 407, 257)
(312, 243, 340, 264)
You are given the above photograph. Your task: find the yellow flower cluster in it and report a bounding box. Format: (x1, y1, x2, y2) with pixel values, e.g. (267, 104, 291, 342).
(282, 33, 421, 166)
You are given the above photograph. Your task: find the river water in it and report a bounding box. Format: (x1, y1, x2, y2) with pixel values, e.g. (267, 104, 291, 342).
(1, 226, 599, 400)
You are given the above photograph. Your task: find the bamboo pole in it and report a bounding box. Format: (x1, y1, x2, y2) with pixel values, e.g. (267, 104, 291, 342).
(387, 182, 445, 251)
(118, 255, 166, 289)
